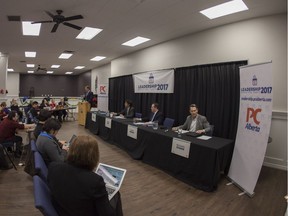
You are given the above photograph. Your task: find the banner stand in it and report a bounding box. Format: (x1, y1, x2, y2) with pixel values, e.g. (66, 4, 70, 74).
(226, 178, 255, 197)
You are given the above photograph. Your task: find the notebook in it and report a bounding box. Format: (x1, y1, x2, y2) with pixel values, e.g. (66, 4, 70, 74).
(95, 163, 127, 200)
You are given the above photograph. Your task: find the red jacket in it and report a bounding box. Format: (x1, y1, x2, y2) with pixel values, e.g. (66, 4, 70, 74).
(0, 118, 24, 142)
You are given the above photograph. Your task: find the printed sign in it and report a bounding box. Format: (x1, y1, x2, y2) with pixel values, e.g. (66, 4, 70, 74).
(99, 84, 108, 97)
(127, 125, 138, 139)
(91, 113, 97, 122)
(105, 118, 112, 128)
(171, 138, 191, 158)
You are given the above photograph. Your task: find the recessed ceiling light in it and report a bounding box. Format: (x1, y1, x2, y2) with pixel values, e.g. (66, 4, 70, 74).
(7, 68, 14, 72)
(58, 53, 73, 59)
(51, 65, 60, 68)
(25, 51, 36, 57)
(90, 56, 106, 61)
(26, 64, 35, 68)
(122, 36, 150, 47)
(200, 0, 248, 19)
(74, 66, 85, 69)
(46, 71, 53, 74)
(76, 27, 103, 40)
(22, 21, 41, 36)
(65, 72, 73, 74)
(27, 71, 34, 73)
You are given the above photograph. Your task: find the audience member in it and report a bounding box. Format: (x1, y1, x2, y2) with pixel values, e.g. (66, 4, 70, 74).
(142, 102, 164, 125)
(0, 111, 35, 157)
(0, 102, 10, 120)
(39, 98, 50, 109)
(57, 98, 68, 122)
(48, 135, 123, 216)
(172, 104, 211, 134)
(10, 98, 23, 121)
(28, 101, 39, 123)
(34, 109, 52, 139)
(36, 118, 68, 166)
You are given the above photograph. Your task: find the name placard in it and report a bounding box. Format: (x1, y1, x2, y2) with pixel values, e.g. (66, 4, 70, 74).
(171, 138, 191, 158)
(105, 118, 112, 128)
(91, 113, 97, 122)
(127, 125, 138, 139)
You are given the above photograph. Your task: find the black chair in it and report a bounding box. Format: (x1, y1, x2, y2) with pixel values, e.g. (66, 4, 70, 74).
(135, 112, 142, 118)
(33, 175, 59, 216)
(34, 151, 48, 182)
(31, 140, 38, 152)
(1, 141, 17, 170)
(163, 118, 175, 128)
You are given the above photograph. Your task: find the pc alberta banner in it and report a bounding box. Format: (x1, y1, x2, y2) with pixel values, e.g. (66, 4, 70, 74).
(133, 69, 174, 93)
(228, 62, 273, 197)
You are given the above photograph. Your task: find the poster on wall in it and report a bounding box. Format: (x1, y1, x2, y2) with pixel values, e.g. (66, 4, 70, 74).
(133, 69, 174, 93)
(98, 83, 108, 97)
(228, 62, 273, 197)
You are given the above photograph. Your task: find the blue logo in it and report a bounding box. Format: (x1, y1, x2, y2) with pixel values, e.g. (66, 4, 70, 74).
(252, 75, 257, 86)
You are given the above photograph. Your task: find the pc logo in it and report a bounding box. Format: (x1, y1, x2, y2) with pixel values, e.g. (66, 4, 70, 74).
(245, 108, 261, 132)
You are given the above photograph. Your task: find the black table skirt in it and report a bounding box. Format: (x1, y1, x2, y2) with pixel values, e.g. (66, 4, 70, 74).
(85, 112, 234, 192)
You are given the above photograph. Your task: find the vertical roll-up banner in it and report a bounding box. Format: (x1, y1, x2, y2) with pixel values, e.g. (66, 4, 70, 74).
(228, 62, 273, 196)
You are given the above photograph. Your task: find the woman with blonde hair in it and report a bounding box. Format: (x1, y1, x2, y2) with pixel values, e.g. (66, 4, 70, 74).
(48, 135, 123, 216)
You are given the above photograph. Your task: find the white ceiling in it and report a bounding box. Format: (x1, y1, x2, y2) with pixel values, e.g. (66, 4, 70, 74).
(0, 0, 286, 75)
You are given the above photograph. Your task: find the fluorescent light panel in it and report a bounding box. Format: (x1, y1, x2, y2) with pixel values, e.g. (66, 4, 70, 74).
(22, 21, 41, 36)
(51, 65, 60, 68)
(122, 36, 150, 47)
(74, 66, 85, 69)
(90, 56, 106, 61)
(46, 71, 53, 74)
(25, 51, 36, 57)
(76, 27, 103, 40)
(27, 71, 34, 73)
(65, 72, 73, 74)
(200, 0, 248, 19)
(7, 68, 14, 72)
(58, 53, 73, 59)
(26, 64, 35, 68)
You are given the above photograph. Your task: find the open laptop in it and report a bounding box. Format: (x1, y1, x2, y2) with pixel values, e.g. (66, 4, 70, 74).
(95, 163, 126, 200)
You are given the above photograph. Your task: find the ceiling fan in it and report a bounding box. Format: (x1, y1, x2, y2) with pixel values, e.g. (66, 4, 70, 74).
(32, 10, 83, 33)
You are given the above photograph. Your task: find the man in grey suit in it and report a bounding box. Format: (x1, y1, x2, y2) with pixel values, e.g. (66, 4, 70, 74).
(172, 104, 211, 134)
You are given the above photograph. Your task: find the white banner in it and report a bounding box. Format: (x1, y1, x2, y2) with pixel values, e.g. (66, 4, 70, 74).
(127, 125, 138, 139)
(105, 118, 112, 128)
(228, 62, 273, 196)
(133, 69, 174, 93)
(171, 138, 191, 158)
(91, 113, 97, 122)
(98, 83, 108, 97)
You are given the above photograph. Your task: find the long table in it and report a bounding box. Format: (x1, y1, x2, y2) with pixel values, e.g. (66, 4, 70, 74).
(85, 112, 234, 192)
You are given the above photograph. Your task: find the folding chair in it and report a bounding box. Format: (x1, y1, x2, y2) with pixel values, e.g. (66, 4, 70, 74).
(34, 151, 48, 182)
(1, 141, 17, 170)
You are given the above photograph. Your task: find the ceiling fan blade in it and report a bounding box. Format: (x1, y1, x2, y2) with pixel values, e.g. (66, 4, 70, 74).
(45, 11, 55, 18)
(63, 22, 82, 30)
(32, 20, 53, 24)
(63, 15, 83, 22)
(51, 24, 59, 33)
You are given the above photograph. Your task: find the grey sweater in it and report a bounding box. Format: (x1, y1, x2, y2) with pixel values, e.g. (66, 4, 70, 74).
(36, 134, 67, 166)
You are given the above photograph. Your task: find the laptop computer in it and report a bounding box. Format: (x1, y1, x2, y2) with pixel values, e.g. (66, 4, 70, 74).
(95, 163, 127, 200)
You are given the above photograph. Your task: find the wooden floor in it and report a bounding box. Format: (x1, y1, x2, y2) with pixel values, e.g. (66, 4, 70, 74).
(0, 120, 286, 216)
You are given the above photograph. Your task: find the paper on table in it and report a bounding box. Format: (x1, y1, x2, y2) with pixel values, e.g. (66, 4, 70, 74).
(114, 116, 125, 119)
(197, 135, 212, 140)
(174, 129, 189, 134)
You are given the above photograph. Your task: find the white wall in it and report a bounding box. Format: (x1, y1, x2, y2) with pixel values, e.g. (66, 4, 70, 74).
(109, 14, 287, 170)
(7, 72, 19, 98)
(91, 64, 111, 111)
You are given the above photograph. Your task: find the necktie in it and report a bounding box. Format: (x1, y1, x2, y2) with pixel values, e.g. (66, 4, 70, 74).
(127, 107, 129, 116)
(151, 112, 156, 122)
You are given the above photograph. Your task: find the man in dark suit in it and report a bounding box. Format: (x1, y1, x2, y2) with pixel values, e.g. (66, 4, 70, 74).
(142, 102, 164, 125)
(84, 85, 94, 105)
(172, 104, 211, 134)
(117, 99, 135, 118)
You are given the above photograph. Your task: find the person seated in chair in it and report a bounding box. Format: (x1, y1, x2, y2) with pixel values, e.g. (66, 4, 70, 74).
(114, 99, 135, 118)
(34, 109, 52, 139)
(28, 101, 40, 123)
(39, 98, 50, 109)
(57, 98, 68, 122)
(36, 118, 68, 166)
(48, 135, 123, 216)
(141, 102, 164, 125)
(0, 102, 10, 120)
(10, 98, 23, 121)
(0, 111, 35, 157)
(172, 104, 211, 134)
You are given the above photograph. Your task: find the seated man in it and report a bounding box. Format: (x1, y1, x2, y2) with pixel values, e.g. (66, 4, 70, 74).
(0, 102, 10, 120)
(0, 111, 35, 157)
(142, 102, 164, 125)
(115, 99, 135, 118)
(34, 109, 52, 139)
(172, 104, 211, 134)
(57, 98, 68, 122)
(28, 101, 40, 123)
(10, 98, 23, 121)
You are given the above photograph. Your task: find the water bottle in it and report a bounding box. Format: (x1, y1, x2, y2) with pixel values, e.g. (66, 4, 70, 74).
(106, 110, 110, 117)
